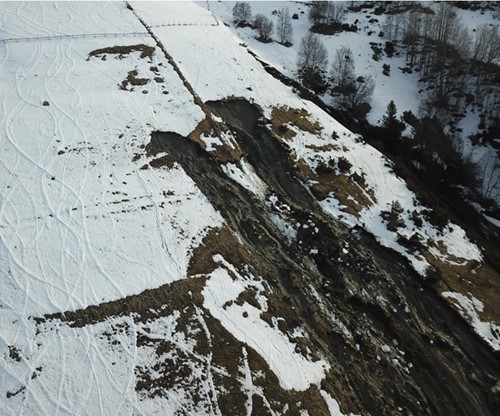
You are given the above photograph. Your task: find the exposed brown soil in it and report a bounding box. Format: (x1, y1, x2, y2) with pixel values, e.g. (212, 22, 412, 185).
(188, 227, 259, 277)
(88, 44, 155, 60)
(149, 155, 176, 169)
(311, 172, 376, 217)
(188, 116, 244, 162)
(44, 277, 206, 327)
(145, 131, 178, 157)
(269, 106, 322, 141)
(120, 69, 150, 90)
(428, 255, 500, 325)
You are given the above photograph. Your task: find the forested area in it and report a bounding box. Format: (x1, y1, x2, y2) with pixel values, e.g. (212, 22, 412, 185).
(231, 1, 500, 213)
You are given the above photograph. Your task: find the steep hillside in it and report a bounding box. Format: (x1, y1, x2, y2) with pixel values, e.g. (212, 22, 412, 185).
(0, 2, 499, 416)
(210, 1, 500, 210)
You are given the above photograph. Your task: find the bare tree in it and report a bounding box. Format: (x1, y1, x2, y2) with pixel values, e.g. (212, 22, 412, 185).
(432, 2, 457, 102)
(309, 1, 345, 26)
(309, 1, 328, 25)
(472, 24, 500, 90)
(331, 45, 355, 89)
(297, 32, 328, 73)
(418, 12, 434, 77)
(232, 2, 252, 27)
(343, 75, 375, 110)
(297, 32, 328, 91)
(254, 14, 273, 43)
(383, 14, 395, 41)
(479, 156, 500, 200)
(277, 7, 293, 46)
(393, 12, 405, 40)
(403, 10, 422, 67)
(326, 2, 346, 25)
(253, 13, 265, 29)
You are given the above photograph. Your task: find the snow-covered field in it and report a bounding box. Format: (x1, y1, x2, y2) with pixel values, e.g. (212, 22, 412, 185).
(0, 2, 346, 414)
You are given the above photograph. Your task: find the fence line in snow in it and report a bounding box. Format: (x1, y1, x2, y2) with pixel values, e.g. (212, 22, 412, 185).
(0, 4, 221, 45)
(0, 32, 148, 44)
(148, 20, 219, 28)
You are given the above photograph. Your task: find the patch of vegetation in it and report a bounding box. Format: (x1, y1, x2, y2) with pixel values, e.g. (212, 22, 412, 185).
(8, 346, 21, 362)
(305, 143, 340, 152)
(311, 171, 375, 218)
(88, 44, 155, 60)
(120, 69, 150, 91)
(381, 200, 405, 231)
(397, 232, 424, 254)
(269, 106, 322, 141)
(310, 22, 357, 35)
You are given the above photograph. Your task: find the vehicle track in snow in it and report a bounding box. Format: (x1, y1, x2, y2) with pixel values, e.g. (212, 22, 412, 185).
(0, 3, 227, 414)
(0, 32, 158, 314)
(40, 40, 90, 312)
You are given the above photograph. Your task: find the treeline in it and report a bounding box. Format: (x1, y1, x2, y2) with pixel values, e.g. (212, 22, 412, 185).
(229, 1, 499, 207)
(383, 2, 500, 135)
(232, 2, 294, 46)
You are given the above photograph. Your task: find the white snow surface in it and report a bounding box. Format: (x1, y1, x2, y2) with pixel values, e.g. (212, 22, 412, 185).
(442, 291, 500, 352)
(132, 0, 218, 28)
(203, 255, 330, 391)
(0, 1, 145, 39)
(222, 158, 268, 200)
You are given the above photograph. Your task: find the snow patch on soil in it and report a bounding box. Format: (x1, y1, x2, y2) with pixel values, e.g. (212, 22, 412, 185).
(442, 291, 500, 351)
(203, 255, 330, 391)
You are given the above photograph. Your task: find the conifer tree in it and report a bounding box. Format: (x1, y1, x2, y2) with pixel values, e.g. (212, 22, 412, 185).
(381, 100, 405, 149)
(382, 100, 398, 128)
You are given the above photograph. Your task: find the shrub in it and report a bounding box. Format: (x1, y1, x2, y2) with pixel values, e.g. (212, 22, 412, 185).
(254, 14, 273, 42)
(337, 156, 352, 173)
(381, 200, 405, 231)
(383, 63, 391, 76)
(233, 2, 252, 27)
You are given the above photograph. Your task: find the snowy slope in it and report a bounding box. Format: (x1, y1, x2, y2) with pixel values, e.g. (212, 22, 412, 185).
(142, 3, 482, 275)
(0, 2, 345, 415)
(207, 1, 422, 125)
(1, 2, 499, 415)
